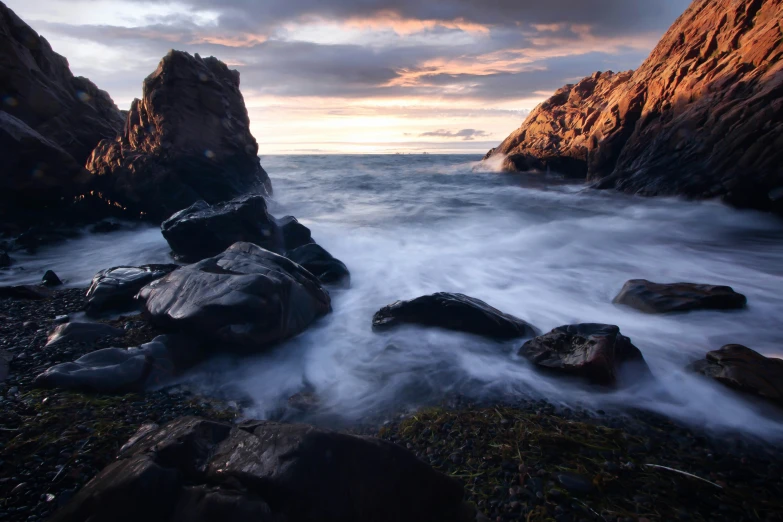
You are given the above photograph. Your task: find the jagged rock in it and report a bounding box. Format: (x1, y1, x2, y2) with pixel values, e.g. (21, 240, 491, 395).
(285, 244, 350, 287)
(42, 269, 62, 287)
(613, 279, 747, 314)
(0, 284, 51, 300)
(486, 0, 783, 213)
(372, 292, 538, 339)
(518, 323, 651, 385)
(137, 242, 331, 353)
(86, 50, 272, 221)
(52, 416, 470, 522)
(690, 344, 783, 407)
(85, 264, 179, 316)
(45, 322, 124, 347)
(274, 216, 314, 251)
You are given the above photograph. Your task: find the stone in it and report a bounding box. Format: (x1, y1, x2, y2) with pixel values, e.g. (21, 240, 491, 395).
(42, 269, 62, 287)
(690, 344, 783, 407)
(518, 323, 652, 386)
(86, 50, 272, 222)
(137, 242, 331, 353)
(613, 279, 747, 314)
(85, 264, 179, 316)
(372, 292, 538, 339)
(274, 216, 314, 251)
(485, 0, 783, 214)
(0, 284, 52, 300)
(285, 244, 350, 287)
(45, 322, 124, 347)
(0, 349, 11, 382)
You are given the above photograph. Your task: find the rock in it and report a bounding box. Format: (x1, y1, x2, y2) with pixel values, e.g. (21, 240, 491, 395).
(287, 391, 320, 413)
(35, 335, 199, 393)
(160, 196, 282, 261)
(89, 221, 122, 234)
(613, 279, 747, 314)
(42, 270, 62, 287)
(285, 244, 350, 287)
(518, 323, 651, 385)
(556, 473, 594, 494)
(53, 315, 69, 324)
(0, 284, 52, 300)
(86, 50, 272, 222)
(0, 349, 11, 382)
(690, 344, 783, 407)
(52, 416, 468, 522)
(137, 242, 331, 353)
(372, 292, 538, 339)
(0, 250, 11, 267)
(485, 0, 783, 214)
(85, 264, 179, 316)
(45, 322, 124, 347)
(274, 216, 314, 251)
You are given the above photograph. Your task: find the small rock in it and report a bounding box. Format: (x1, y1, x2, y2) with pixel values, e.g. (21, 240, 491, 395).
(42, 270, 62, 287)
(557, 473, 594, 494)
(53, 315, 69, 324)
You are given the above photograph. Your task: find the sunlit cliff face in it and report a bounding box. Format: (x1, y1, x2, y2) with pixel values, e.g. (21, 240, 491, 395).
(7, 0, 690, 154)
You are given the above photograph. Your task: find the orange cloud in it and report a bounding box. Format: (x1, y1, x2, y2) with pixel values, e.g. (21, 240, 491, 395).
(342, 10, 491, 35)
(189, 33, 267, 47)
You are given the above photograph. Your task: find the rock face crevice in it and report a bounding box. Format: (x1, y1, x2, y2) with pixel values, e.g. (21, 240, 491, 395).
(486, 0, 783, 213)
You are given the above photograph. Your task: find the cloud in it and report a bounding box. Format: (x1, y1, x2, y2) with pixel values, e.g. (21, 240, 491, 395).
(420, 128, 490, 141)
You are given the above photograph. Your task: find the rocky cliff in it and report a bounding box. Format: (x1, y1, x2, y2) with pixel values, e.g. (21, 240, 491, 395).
(87, 50, 272, 221)
(486, 0, 783, 213)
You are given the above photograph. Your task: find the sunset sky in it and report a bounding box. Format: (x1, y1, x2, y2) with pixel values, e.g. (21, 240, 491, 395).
(9, 0, 691, 154)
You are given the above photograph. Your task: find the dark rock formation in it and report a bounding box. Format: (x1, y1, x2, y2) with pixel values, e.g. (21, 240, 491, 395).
(690, 344, 783, 407)
(137, 242, 331, 353)
(613, 279, 747, 314)
(285, 243, 350, 288)
(274, 216, 314, 251)
(486, 0, 783, 213)
(372, 292, 538, 339)
(41, 269, 62, 287)
(518, 323, 651, 385)
(86, 50, 272, 221)
(85, 264, 179, 316)
(45, 322, 124, 347)
(51, 416, 470, 522)
(0, 284, 52, 300)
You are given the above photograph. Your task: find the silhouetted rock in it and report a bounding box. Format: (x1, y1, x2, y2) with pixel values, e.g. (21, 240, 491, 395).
(286, 243, 350, 287)
(486, 0, 783, 213)
(42, 269, 62, 287)
(0, 284, 51, 300)
(274, 216, 314, 251)
(87, 50, 272, 221)
(613, 279, 747, 314)
(690, 344, 783, 407)
(45, 322, 124, 347)
(85, 264, 179, 316)
(518, 323, 651, 385)
(137, 242, 331, 353)
(372, 292, 538, 339)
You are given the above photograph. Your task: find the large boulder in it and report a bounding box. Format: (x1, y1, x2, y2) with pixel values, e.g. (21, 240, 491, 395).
(518, 323, 651, 385)
(85, 263, 179, 316)
(372, 292, 538, 339)
(285, 244, 350, 288)
(613, 279, 747, 314)
(137, 242, 331, 353)
(86, 50, 272, 221)
(52, 416, 470, 522)
(690, 344, 783, 407)
(485, 0, 783, 214)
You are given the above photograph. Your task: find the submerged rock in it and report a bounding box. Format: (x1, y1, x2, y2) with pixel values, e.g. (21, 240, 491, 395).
(86, 50, 272, 221)
(85, 264, 179, 316)
(613, 279, 747, 314)
(286, 243, 350, 287)
(518, 323, 651, 385)
(42, 269, 62, 287)
(45, 322, 124, 347)
(137, 242, 331, 353)
(372, 292, 538, 339)
(690, 344, 783, 407)
(52, 416, 469, 522)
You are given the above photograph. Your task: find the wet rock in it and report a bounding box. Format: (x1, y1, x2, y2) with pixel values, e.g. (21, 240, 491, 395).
(690, 344, 783, 407)
(137, 242, 331, 354)
(85, 264, 179, 316)
(42, 270, 63, 287)
(86, 50, 272, 222)
(274, 216, 314, 252)
(613, 279, 747, 314)
(0, 349, 11, 382)
(557, 473, 594, 495)
(372, 292, 538, 339)
(287, 391, 320, 413)
(285, 243, 350, 288)
(45, 322, 124, 347)
(0, 284, 52, 300)
(518, 323, 651, 385)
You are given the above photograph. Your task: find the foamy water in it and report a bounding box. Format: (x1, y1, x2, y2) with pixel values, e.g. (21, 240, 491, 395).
(5, 154, 783, 436)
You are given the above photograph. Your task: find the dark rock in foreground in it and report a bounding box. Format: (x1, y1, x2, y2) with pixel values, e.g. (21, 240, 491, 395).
(519, 323, 651, 385)
(42, 269, 62, 287)
(613, 279, 747, 314)
(690, 344, 783, 407)
(372, 292, 538, 339)
(85, 264, 179, 316)
(138, 242, 331, 353)
(286, 243, 350, 288)
(45, 322, 124, 347)
(0, 284, 52, 300)
(86, 50, 272, 221)
(275, 215, 314, 251)
(51, 416, 469, 522)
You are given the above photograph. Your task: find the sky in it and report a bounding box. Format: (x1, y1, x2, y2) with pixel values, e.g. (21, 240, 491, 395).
(8, 0, 692, 154)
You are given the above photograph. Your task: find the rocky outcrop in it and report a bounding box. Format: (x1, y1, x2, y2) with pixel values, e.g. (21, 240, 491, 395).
(372, 292, 538, 339)
(486, 0, 783, 213)
(285, 244, 351, 288)
(51, 417, 470, 522)
(690, 344, 783, 407)
(137, 242, 331, 353)
(518, 323, 651, 385)
(613, 279, 747, 314)
(85, 264, 180, 316)
(87, 50, 272, 221)
(45, 322, 124, 347)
